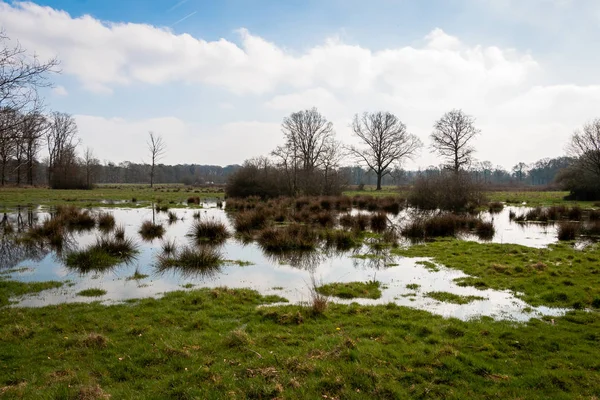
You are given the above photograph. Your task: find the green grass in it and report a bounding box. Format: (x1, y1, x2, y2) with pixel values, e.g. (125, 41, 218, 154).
(0, 184, 224, 210)
(77, 288, 107, 297)
(64, 237, 139, 273)
(343, 187, 405, 198)
(426, 291, 486, 304)
(394, 239, 600, 309)
(0, 287, 599, 398)
(125, 270, 149, 281)
(1, 187, 595, 211)
(487, 190, 596, 207)
(0, 279, 63, 307)
(317, 281, 383, 299)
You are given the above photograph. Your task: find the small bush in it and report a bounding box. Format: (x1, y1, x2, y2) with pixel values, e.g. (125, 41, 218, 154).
(409, 172, 485, 211)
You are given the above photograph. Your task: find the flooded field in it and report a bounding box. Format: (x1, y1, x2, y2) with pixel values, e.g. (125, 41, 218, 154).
(0, 203, 579, 320)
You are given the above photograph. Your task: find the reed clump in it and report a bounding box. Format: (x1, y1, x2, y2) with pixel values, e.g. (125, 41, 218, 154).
(190, 219, 229, 243)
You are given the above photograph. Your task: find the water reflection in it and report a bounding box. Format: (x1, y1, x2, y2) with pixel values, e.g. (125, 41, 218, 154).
(0, 205, 573, 321)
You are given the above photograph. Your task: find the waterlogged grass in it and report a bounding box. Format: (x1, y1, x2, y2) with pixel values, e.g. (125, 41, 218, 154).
(317, 281, 383, 299)
(394, 239, 600, 309)
(426, 291, 486, 305)
(0, 184, 224, 210)
(0, 288, 599, 398)
(0, 279, 63, 307)
(64, 237, 139, 273)
(487, 190, 596, 207)
(77, 288, 107, 297)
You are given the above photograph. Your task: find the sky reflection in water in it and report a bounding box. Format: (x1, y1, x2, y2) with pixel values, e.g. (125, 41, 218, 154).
(1, 205, 566, 321)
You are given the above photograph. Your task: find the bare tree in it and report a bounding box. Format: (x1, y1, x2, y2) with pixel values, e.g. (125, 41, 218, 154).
(0, 107, 17, 185)
(349, 111, 422, 190)
(20, 111, 47, 185)
(147, 131, 166, 188)
(83, 147, 100, 188)
(569, 118, 600, 179)
(478, 160, 493, 183)
(46, 112, 79, 185)
(430, 109, 480, 174)
(0, 32, 58, 119)
(275, 108, 334, 194)
(321, 139, 345, 194)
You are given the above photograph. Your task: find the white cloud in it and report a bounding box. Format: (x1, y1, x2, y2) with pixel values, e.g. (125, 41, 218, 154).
(0, 1, 537, 98)
(74, 115, 280, 165)
(2, 1, 599, 168)
(52, 85, 68, 96)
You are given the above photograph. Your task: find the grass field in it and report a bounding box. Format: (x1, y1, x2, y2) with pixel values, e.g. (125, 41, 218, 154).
(1, 288, 599, 399)
(0, 185, 593, 210)
(0, 184, 224, 210)
(1, 187, 600, 398)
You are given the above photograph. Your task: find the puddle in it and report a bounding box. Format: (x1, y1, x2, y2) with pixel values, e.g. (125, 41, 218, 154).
(0, 205, 569, 321)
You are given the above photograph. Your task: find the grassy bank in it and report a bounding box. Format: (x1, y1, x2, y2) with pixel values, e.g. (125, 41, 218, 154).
(394, 239, 600, 309)
(0, 287, 598, 399)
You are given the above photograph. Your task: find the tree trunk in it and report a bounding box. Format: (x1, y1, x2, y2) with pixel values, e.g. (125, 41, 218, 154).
(376, 173, 382, 190)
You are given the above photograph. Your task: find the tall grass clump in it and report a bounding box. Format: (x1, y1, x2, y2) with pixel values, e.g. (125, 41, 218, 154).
(308, 276, 328, 316)
(370, 213, 388, 233)
(167, 211, 179, 223)
(65, 237, 138, 272)
(190, 219, 229, 243)
(475, 220, 495, 240)
(55, 205, 96, 230)
(488, 202, 504, 213)
(161, 239, 178, 256)
(156, 246, 222, 277)
(258, 224, 318, 252)
(97, 212, 115, 231)
(557, 222, 580, 241)
(402, 213, 481, 239)
(233, 209, 269, 233)
(114, 225, 125, 241)
(139, 221, 165, 240)
(320, 229, 359, 251)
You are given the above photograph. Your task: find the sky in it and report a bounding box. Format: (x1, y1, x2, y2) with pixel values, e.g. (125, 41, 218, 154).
(1, 0, 600, 169)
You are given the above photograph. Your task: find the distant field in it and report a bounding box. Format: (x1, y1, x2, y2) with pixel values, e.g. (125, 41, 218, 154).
(0, 184, 224, 210)
(0, 185, 596, 210)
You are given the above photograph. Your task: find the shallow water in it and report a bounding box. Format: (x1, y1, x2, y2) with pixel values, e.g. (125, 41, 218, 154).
(0, 205, 568, 321)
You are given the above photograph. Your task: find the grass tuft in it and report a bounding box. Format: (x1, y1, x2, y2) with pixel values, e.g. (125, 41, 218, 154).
(139, 221, 165, 240)
(190, 219, 229, 243)
(317, 281, 382, 299)
(426, 291, 486, 304)
(77, 288, 107, 297)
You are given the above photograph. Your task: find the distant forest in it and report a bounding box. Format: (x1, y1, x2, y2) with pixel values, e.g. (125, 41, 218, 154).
(5, 156, 570, 187)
